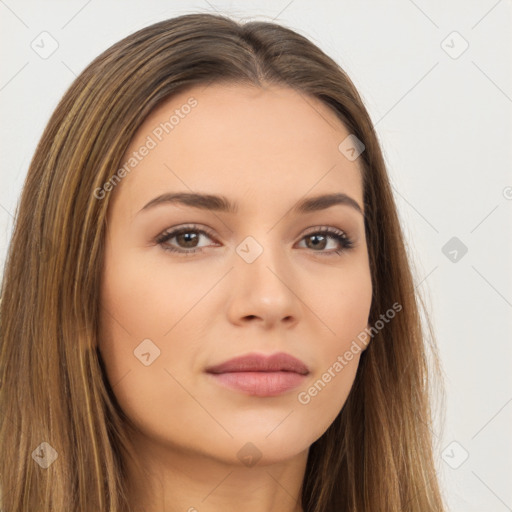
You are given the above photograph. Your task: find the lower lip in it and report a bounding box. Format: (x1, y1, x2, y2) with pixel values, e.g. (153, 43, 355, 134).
(207, 371, 307, 397)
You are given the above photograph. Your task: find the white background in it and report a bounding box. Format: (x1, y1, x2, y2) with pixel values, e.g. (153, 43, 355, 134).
(1, 1, 511, 510)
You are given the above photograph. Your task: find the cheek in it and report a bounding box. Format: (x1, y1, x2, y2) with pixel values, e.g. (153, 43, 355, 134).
(308, 256, 372, 341)
(294, 262, 371, 431)
(97, 253, 197, 443)
(295, 352, 360, 445)
(97, 248, 213, 413)
(102, 270, 158, 332)
(97, 249, 173, 405)
(99, 250, 192, 341)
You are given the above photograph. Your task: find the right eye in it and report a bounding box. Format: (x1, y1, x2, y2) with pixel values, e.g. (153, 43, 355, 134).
(155, 224, 219, 256)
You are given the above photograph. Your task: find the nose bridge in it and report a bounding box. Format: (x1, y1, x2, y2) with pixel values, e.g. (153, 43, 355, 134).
(221, 205, 308, 328)
(235, 225, 286, 274)
(232, 197, 288, 260)
(232, 228, 296, 308)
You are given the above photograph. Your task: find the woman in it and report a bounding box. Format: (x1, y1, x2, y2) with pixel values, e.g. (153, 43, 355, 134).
(0, 12, 446, 512)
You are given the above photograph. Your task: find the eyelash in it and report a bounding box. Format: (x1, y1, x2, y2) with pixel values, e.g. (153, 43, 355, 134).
(155, 224, 354, 257)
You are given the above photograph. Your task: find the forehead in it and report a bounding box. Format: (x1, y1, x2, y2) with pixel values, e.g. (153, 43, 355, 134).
(112, 83, 364, 216)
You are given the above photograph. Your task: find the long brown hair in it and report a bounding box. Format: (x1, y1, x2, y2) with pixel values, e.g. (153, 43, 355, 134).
(0, 12, 446, 511)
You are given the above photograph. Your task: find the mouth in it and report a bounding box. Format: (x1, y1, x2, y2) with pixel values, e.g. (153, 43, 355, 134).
(205, 352, 310, 397)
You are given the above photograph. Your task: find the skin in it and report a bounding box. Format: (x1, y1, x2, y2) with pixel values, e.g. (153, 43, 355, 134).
(98, 83, 373, 512)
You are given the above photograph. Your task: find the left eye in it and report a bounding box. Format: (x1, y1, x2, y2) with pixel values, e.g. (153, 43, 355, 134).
(297, 228, 354, 254)
(155, 225, 354, 257)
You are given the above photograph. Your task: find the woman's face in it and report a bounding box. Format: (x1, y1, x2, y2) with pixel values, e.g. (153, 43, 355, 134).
(98, 83, 372, 468)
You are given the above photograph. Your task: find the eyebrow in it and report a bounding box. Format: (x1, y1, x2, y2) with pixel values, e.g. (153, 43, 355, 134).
(139, 191, 364, 216)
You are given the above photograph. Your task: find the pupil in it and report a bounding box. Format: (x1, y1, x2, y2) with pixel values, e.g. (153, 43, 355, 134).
(179, 232, 198, 247)
(308, 234, 326, 250)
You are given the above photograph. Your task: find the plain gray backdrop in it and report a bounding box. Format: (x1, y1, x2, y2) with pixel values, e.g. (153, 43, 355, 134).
(1, 1, 511, 510)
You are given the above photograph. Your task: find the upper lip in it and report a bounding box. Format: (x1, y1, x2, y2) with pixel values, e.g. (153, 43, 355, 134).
(205, 352, 310, 375)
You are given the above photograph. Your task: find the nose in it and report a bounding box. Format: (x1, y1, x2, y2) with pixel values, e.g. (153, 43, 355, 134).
(226, 236, 301, 329)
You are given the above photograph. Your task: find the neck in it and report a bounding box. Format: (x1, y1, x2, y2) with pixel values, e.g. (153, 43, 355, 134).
(123, 431, 308, 512)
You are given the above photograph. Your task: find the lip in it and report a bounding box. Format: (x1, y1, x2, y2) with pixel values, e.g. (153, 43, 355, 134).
(205, 352, 310, 397)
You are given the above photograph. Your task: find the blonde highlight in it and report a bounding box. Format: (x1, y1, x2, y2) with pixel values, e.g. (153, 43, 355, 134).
(0, 13, 446, 511)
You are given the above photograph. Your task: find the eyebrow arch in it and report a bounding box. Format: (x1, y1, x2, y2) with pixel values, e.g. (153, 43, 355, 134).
(139, 192, 364, 216)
